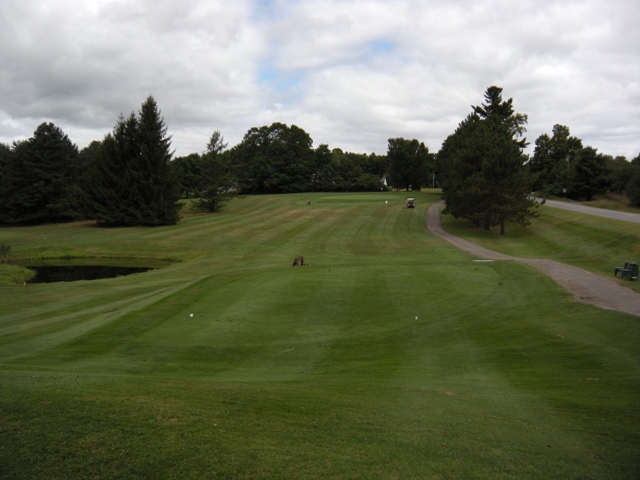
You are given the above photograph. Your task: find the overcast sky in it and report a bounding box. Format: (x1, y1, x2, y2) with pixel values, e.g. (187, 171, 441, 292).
(1, 0, 639, 159)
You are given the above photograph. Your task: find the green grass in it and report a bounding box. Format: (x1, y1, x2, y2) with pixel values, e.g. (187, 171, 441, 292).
(544, 192, 640, 213)
(440, 202, 640, 292)
(1, 192, 639, 479)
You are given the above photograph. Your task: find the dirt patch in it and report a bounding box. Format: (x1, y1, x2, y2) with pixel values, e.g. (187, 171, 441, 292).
(426, 201, 640, 317)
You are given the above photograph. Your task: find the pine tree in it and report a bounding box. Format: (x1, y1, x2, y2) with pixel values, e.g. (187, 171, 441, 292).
(84, 97, 181, 226)
(192, 131, 237, 212)
(440, 87, 538, 234)
(0, 123, 79, 224)
(472, 85, 529, 148)
(134, 96, 181, 225)
(0, 143, 12, 221)
(84, 114, 138, 225)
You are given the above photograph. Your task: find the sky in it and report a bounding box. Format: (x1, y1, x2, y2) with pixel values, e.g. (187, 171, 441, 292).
(1, 0, 639, 159)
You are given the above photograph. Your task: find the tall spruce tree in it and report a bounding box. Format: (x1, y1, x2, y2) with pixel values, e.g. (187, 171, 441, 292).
(84, 114, 138, 225)
(84, 96, 181, 226)
(134, 96, 181, 225)
(440, 87, 538, 234)
(472, 86, 529, 148)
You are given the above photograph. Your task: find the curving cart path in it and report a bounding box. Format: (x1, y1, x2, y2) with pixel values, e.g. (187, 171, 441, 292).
(426, 201, 640, 317)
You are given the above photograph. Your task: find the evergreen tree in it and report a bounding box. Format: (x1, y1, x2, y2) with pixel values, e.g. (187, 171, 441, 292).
(440, 87, 538, 234)
(206, 130, 228, 155)
(0, 123, 79, 224)
(472, 85, 528, 148)
(77, 141, 103, 187)
(83, 96, 181, 226)
(0, 142, 9, 170)
(192, 131, 238, 212)
(0, 143, 12, 222)
(84, 114, 137, 225)
(134, 96, 181, 225)
(0, 143, 10, 207)
(441, 116, 494, 229)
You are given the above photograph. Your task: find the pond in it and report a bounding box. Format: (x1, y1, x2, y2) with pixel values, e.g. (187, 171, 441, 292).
(11, 258, 173, 284)
(26, 265, 153, 284)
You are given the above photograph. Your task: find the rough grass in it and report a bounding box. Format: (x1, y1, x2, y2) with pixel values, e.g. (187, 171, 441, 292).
(1, 192, 639, 479)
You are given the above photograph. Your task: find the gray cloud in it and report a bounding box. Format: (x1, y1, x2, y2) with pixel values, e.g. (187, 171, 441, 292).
(1, 0, 638, 159)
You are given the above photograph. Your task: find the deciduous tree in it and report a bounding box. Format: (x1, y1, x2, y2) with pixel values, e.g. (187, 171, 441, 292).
(527, 124, 583, 194)
(231, 123, 315, 194)
(569, 147, 610, 201)
(627, 153, 640, 207)
(387, 138, 433, 191)
(605, 155, 632, 194)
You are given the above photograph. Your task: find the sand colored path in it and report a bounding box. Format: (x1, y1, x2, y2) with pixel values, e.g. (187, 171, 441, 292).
(426, 201, 640, 317)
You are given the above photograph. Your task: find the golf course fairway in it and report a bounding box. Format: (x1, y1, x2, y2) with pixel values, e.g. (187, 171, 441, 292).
(1, 192, 639, 479)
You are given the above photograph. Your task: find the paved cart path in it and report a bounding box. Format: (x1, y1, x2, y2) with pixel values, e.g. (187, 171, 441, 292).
(538, 198, 640, 224)
(426, 201, 640, 317)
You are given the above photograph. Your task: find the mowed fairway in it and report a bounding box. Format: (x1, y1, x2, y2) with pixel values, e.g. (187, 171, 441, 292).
(1, 192, 639, 479)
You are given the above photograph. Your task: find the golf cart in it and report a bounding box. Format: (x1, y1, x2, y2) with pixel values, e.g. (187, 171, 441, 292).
(406, 198, 415, 208)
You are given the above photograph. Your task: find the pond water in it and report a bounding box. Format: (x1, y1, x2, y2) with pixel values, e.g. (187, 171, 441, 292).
(26, 265, 153, 284)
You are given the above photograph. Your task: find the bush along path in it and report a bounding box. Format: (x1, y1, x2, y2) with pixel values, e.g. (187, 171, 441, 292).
(427, 200, 640, 317)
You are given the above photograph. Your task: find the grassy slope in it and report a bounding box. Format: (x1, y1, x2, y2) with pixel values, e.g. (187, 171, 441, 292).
(440, 203, 640, 292)
(1, 192, 639, 479)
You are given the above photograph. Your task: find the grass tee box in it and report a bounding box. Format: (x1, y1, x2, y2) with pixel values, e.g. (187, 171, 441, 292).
(1, 192, 640, 479)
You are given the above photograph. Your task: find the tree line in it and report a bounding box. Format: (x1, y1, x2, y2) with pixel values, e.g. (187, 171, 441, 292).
(0, 95, 434, 227)
(1, 90, 638, 230)
(528, 124, 640, 202)
(172, 123, 392, 198)
(0, 97, 180, 227)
